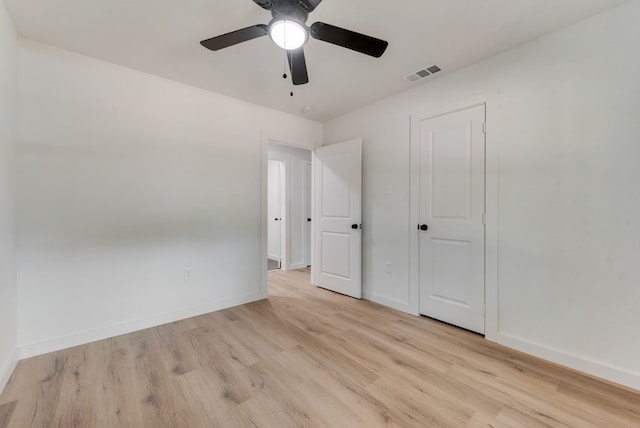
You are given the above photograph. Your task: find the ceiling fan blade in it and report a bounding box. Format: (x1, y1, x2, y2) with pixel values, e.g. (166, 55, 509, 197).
(310, 22, 388, 58)
(287, 48, 309, 85)
(252, 0, 273, 10)
(298, 0, 324, 12)
(200, 24, 268, 51)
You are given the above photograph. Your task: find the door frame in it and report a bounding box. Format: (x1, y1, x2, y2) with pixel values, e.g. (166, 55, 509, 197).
(303, 160, 312, 268)
(260, 135, 315, 299)
(409, 92, 499, 341)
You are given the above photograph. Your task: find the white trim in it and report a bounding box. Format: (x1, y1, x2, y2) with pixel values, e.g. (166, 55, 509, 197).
(279, 159, 288, 270)
(483, 93, 500, 342)
(303, 161, 312, 267)
(289, 262, 308, 270)
(495, 332, 640, 391)
(19, 291, 263, 359)
(310, 150, 316, 285)
(408, 114, 421, 315)
(363, 290, 413, 314)
(260, 133, 268, 298)
(409, 92, 499, 326)
(0, 348, 19, 394)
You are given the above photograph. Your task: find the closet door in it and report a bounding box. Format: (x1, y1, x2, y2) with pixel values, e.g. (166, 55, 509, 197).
(416, 105, 486, 334)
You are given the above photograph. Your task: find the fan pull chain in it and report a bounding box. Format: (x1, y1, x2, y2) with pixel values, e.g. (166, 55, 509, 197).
(282, 51, 287, 79)
(288, 50, 294, 96)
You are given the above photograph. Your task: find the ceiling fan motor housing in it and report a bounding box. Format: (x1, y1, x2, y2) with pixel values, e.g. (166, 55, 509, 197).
(271, 0, 309, 24)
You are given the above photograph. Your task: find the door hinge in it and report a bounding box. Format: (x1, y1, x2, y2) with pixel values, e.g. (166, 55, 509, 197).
(482, 122, 487, 134)
(483, 305, 486, 316)
(482, 212, 486, 225)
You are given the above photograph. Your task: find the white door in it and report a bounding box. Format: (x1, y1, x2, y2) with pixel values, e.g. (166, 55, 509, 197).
(304, 161, 312, 267)
(417, 105, 486, 334)
(267, 160, 283, 263)
(312, 139, 362, 298)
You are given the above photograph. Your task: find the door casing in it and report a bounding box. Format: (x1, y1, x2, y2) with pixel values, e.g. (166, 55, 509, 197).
(409, 94, 499, 341)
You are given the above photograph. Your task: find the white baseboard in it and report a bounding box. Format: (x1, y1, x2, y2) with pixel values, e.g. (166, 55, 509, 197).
(288, 262, 307, 271)
(19, 291, 264, 359)
(492, 331, 640, 392)
(0, 348, 19, 394)
(363, 291, 416, 315)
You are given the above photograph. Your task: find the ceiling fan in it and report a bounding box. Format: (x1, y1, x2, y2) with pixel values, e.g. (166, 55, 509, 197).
(200, 0, 389, 86)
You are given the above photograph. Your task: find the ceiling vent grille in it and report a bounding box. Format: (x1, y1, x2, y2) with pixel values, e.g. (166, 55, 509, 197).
(406, 65, 442, 82)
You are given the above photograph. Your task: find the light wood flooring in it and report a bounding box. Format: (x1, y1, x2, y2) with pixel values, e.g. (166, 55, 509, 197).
(1, 268, 639, 427)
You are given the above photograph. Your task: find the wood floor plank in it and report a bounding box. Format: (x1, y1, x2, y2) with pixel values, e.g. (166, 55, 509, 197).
(51, 345, 100, 428)
(133, 350, 196, 428)
(367, 375, 474, 427)
(0, 400, 17, 428)
(2, 352, 68, 428)
(155, 321, 199, 377)
(93, 347, 144, 428)
(326, 327, 504, 420)
(1, 268, 639, 427)
(174, 369, 255, 428)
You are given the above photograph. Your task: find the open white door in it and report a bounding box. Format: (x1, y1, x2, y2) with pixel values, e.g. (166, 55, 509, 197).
(312, 139, 362, 298)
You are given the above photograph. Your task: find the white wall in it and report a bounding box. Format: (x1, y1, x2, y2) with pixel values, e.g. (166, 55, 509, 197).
(324, 1, 640, 390)
(268, 143, 312, 270)
(0, 1, 17, 392)
(15, 40, 322, 357)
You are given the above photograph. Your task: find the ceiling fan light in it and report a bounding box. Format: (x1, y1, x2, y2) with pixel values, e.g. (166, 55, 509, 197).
(269, 19, 308, 50)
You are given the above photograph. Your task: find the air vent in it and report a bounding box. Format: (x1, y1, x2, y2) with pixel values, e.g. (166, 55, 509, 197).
(406, 64, 442, 82)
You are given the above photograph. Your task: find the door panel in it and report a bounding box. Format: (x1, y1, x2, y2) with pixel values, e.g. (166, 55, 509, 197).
(313, 139, 362, 298)
(418, 105, 485, 334)
(430, 239, 471, 305)
(431, 124, 472, 219)
(321, 232, 351, 278)
(320, 153, 352, 217)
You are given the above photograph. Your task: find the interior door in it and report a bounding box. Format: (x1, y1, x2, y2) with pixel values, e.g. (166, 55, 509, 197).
(418, 105, 486, 334)
(267, 160, 283, 264)
(312, 139, 362, 298)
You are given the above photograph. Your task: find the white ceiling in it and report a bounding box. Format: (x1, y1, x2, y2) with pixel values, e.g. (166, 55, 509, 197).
(4, 0, 629, 122)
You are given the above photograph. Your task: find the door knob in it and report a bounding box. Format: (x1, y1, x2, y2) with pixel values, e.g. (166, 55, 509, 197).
(351, 224, 359, 229)
(419, 224, 429, 231)
(275, 218, 281, 221)
(307, 218, 312, 222)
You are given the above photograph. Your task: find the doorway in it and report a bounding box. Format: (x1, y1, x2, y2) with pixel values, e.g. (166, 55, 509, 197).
(266, 142, 312, 275)
(413, 104, 487, 334)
